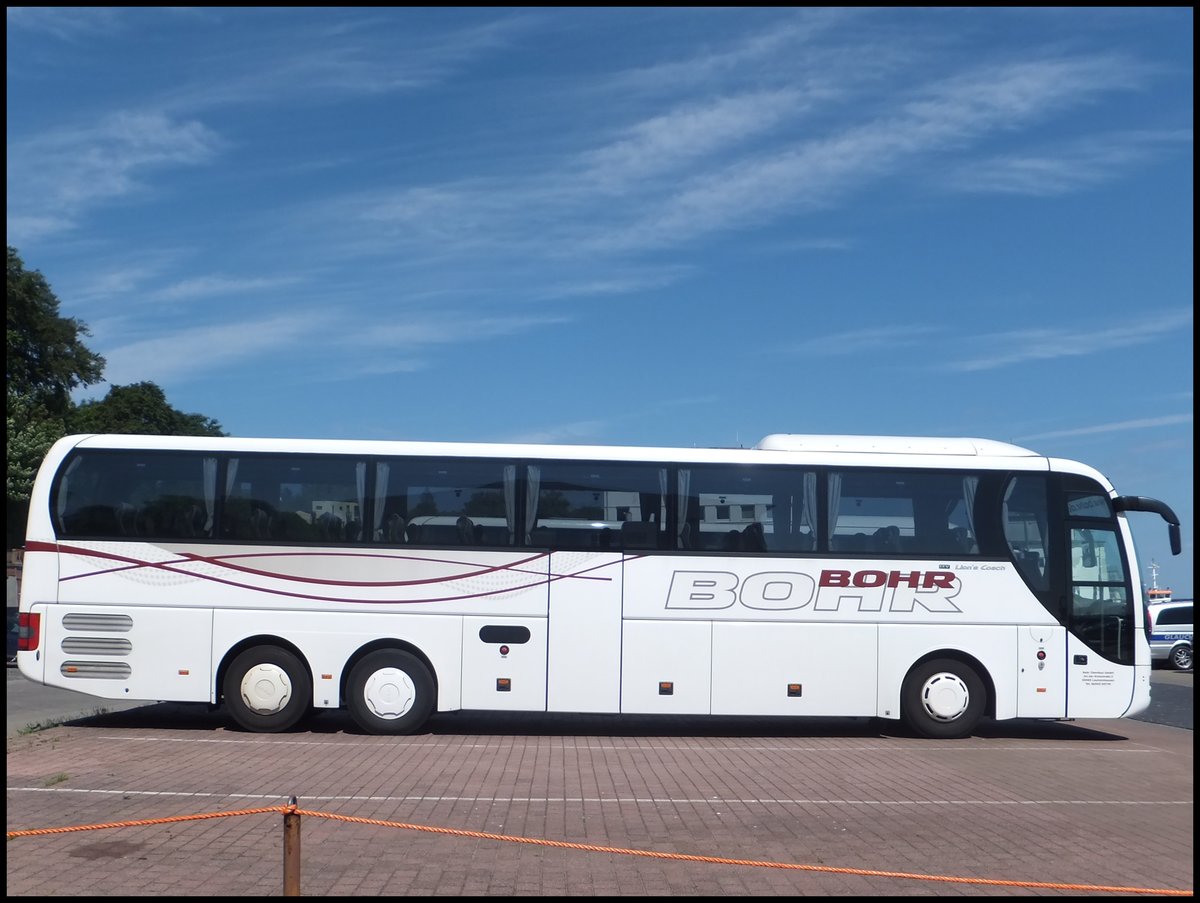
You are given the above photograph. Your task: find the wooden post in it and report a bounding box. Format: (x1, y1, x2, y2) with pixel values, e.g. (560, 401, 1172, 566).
(283, 796, 301, 896)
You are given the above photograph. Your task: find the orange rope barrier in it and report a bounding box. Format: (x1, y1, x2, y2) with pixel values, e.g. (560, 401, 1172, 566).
(7, 804, 1192, 897)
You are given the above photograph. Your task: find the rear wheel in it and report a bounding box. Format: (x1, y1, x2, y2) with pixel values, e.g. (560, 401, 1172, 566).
(346, 650, 435, 735)
(1169, 644, 1193, 671)
(901, 658, 986, 739)
(223, 646, 311, 733)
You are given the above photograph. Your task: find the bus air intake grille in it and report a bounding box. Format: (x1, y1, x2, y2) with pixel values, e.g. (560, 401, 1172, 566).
(61, 637, 133, 656)
(59, 661, 132, 680)
(63, 613, 133, 632)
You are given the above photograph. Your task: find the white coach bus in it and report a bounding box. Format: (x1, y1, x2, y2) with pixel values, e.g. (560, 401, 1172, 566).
(16, 432, 1182, 739)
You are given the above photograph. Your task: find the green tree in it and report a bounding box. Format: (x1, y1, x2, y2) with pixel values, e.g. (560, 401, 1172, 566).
(7, 246, 105, 415)
(70, 382, 226, 437)
(7, 247, 107, 545)
(7, 247, 226, 547)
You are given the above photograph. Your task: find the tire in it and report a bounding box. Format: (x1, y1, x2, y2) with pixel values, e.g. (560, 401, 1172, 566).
(1169, 644, 1193, 672)
(901, 658, 986, 739)
(223, 646, 311, 733)
(346, 650, 435, 735)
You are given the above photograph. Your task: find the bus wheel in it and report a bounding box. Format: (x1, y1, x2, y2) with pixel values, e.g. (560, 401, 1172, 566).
(901, 658, 985, 739)
(223, 646, 311, 733)
(346, 650, 435, 735)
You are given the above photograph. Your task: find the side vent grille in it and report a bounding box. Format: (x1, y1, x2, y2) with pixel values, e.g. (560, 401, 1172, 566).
(63, 613, 133, 632)
(61, 637, 133, 656)
(60, 661, 132, 679)
(60, 612, 134, 679)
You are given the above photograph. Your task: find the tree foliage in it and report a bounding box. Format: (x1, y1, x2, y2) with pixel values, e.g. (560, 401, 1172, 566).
(7, 246, 105, 415)
(7, 247, 227, 546)
(71, 382, 225, 437)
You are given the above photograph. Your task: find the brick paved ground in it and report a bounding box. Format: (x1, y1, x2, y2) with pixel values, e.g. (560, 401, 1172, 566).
(5, 708, 1194, 896)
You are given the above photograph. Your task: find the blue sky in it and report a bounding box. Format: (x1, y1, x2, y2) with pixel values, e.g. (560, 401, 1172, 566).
(6, 8, 1193, 595)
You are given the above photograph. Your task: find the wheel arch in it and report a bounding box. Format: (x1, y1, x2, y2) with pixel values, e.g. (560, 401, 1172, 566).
(340, 639, 439, 708)
(216, 634, 311, 705)
(906, 648, 997, 719)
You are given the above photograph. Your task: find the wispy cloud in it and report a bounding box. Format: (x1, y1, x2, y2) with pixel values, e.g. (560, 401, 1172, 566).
(155, 275, 305, 303)
(947, 129, 1193, 196)
(97, 312, 331, 386)
(6, 7, 125, 40)
(159, 13, 534, 112)
(579, 89, 807, 189)
(6, 111, 222, 243)
(786, 326, 943, 358)
(945, 308, 1193, 371)
(502, 420, 611, 444)
(601, 54, 1148, 250)
(1017, 414, 1193, 441)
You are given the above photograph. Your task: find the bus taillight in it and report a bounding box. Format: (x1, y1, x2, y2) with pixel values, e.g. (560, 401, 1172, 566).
(17, 612, 40, 652)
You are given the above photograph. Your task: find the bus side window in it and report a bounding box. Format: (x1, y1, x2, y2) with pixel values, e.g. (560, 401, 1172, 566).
(1003, 475, 1049, 592)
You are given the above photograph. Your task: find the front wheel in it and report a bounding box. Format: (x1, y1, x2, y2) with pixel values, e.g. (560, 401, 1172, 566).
(1169, 644, 1193, 672)
(223, 645, 311, 733)
(346, 650, 435, 735)
(901, 658, 986, 739)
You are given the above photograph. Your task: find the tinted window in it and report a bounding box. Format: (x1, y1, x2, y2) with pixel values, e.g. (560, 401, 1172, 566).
(1157, 605, 1192, 627)
(1070, 526, 1132, 663)
(829, 471, 980, 556)
(54, 452, 216, 540)
(1004, 475, 1049, 591)
(223, 455, 365, 543)
(678, 465, 813, 553)
(375, 458, 513, 546)
(527, 462, 666, 550)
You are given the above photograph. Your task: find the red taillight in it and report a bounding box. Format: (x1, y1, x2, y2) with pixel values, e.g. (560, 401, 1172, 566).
(17, 612, 40, 652)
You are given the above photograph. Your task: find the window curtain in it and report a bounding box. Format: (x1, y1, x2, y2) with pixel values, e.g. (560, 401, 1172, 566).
(354, 461, 367, 541)
(373, 462, 390, 541)
(504, 465, 517, 544)
(826, 472, 842, 546)
(524, 465, 541, 543)
(202, 457, 218, 534)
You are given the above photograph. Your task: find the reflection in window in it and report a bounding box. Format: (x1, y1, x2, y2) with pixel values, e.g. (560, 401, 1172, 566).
(223, 456, 365, 543)
(374, 458, 514, 546)
(527, 462, 666, 551)
(1070, 526, 1133, 664)
(55, 452, 217, 541)
(829, 471, 980, 556)
(1004, 476, 1049, 591)
(678, 466, 813, 554)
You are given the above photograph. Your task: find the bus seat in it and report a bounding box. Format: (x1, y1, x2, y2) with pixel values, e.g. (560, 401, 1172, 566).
(249, 506, 273, 539)
(873, 525, 901, 553)
(116, 502, 138, 536)
(678, 522, 694, 550)
(384, 513, 406, 543)
(742, 522, 767, 552)
(723, 530, 742, 551)
(620, 520, 657, 550)
(456, 515, 477, 545)
(317, 512, 344, 542)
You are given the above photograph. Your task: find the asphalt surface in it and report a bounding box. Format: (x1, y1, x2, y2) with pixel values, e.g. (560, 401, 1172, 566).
(6, 665, 1193, 897)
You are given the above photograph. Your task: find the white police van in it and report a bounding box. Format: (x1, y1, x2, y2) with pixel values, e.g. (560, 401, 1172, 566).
(1147, 599, 1193, 671)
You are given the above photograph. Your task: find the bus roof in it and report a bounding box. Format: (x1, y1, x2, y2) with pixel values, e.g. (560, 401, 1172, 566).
(58, 432, 1049, 471)
(754, 434, 1038, 456)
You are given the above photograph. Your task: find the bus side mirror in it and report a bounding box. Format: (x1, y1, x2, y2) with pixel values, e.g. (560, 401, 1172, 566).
(1169, 523, 1181, 556)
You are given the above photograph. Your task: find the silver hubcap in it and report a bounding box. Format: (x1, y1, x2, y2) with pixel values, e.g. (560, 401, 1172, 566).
(240, 663, 293, 715)
(363, 667, 417, 720)
(921, 671, 970, 722)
